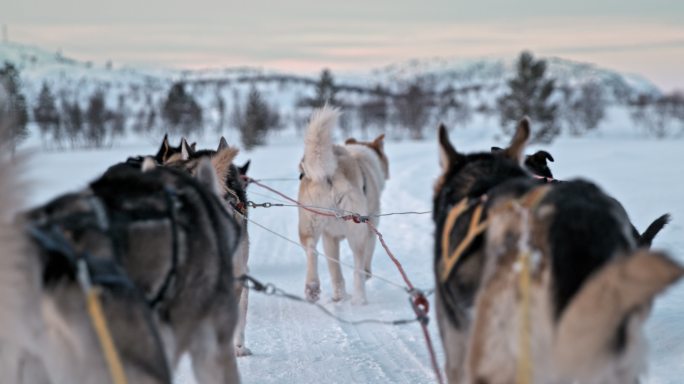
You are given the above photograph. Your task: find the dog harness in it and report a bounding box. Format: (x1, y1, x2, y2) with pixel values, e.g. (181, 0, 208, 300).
(439, 185, 551, 283)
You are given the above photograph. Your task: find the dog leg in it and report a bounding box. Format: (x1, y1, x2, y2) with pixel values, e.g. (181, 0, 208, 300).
(233, 236, 251, 357)
(322, 233, 347, 301)
(363, 226, 377, 281)
(190, 315, 240, 384)
(436, 291, 469, 384)
(347, 227, 369, 305)
(301, 233, 322, 302)
(234, 284, 251, 357)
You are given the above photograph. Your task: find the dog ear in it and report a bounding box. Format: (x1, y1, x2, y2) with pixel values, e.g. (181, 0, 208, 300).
(553, 250, 684, 379)
(180, 138, 192, 160)
(211, 146, 240, 188)
(491, 146, 503, 153)
(345, 138, 358, 145)
(538, 150, 554, 162)
(218, 136, 229, 151)
(372, 134, 385, 150)
(196, 158, 222, 196)
(238, 160, 251, 176)
(438, 124, 461, 172)
(502, 117, 530, 163)
(155, 133, 170, 162)
(191, 142, 197, 151)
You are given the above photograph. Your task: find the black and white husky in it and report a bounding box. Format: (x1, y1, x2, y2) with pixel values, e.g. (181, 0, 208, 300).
(433, 118, 683, 383)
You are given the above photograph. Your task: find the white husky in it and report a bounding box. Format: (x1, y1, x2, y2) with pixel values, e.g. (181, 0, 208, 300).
(297, 106, 389, 304)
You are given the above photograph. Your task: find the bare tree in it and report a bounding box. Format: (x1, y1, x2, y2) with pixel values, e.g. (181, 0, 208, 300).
(233, 87, 280, 150)
(34, 82, 61, 148)
(394, 81, 432, 139)
(85, 90, 109, 148)
(162, 82, 203, 137)
(564, 82, 606, 135)
(0, 62, 29, 154)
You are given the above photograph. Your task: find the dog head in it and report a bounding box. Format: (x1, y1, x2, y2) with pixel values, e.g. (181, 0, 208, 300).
(492, 146, 555, 179)
(165, 137, 246, 214)
(154, 134, 197, 164)
(345, 134, 389, 179)
(464, 181, 684, 383)
(434, 118, 531, 222)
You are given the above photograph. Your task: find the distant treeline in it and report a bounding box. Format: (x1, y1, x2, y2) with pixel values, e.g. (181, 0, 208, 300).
(1, 51, 683, 153)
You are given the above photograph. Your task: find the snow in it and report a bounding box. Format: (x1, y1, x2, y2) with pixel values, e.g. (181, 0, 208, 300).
(19, 130, 684, 384)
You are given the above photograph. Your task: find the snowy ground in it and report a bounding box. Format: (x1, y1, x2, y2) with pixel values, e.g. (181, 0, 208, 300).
(21, 132, 684, 384)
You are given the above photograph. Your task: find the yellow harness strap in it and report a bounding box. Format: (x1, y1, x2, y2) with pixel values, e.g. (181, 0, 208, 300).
(77, 259, 128, 384)
(86, 287, 128, 384)
(439, 186, 551, 284)
(440, 198, 489, 282)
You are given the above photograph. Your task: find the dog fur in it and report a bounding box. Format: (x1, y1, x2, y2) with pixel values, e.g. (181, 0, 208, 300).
(491, 146, 555, 179)
(0, 153, 176, 382)
(490, 146, 671, 247)
(161, 137, 253, 357)
(20, 154, 243, 383)
(298, 106, 389, 304)
(434, 119, 683, 383)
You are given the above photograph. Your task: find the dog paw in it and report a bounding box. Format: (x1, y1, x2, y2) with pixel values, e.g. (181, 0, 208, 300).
(235, 345, 252, 357)
(331, 289, 349, 302)
(305, 282, 321, 302)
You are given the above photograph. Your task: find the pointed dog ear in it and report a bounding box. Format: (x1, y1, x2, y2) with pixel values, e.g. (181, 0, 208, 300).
(502, 117, 530, 163)
(190, 142, 197, 151)
(554, 250, 684, 380)
(211, 146, 240, 188)
(180, 138, 192, 160)
(155, 133, 170, 162)
(196, 158, 222, 196)
(540, 150, 554, 162)
(530, 150, 554, 163)
(218, 136, 229, 151)
(238, 160, 251, 176)
(438, 124, 461, 172)
(372, 134, 385, 149)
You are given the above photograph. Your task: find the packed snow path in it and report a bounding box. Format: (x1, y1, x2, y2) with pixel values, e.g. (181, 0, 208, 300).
(24, 136, 684, 384)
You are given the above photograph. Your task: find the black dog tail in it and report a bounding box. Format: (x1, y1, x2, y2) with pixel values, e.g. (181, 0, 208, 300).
(639, 213, 671, 247)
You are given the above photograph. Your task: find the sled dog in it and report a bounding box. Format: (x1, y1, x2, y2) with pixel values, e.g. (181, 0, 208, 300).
(434, 118, 683, 383)
(297, 106, 389, 304)
(18, 150, 243, 383)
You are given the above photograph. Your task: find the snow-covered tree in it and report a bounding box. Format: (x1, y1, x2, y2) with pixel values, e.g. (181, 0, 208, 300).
(33, 82, 61, 147)
(0, 62, 29, 154)
(498, 51, 558, 143)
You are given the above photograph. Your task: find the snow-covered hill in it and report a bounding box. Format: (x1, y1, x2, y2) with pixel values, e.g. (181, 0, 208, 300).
(0, 41, 662, 107)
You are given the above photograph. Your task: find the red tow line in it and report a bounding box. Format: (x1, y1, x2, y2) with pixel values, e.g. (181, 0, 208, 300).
(244, 176, 444, 384)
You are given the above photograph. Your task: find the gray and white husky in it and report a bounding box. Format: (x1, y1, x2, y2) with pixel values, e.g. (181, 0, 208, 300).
(0, 143, 243, 383)
(159, 136, 253, 356)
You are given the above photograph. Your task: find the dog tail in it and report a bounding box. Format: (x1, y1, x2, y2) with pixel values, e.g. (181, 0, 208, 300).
(302, 105, 339, 182)
(639, 213, 671, 247)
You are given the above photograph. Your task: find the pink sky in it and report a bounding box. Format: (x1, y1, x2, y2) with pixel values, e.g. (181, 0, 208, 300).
(5, 5, 683, 91)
